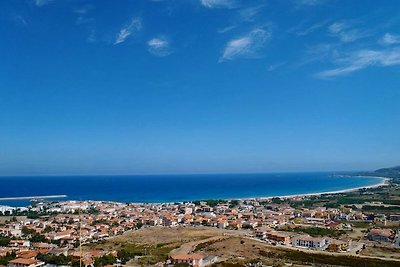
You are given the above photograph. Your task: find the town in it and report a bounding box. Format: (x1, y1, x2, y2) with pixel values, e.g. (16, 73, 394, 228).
(1, 179, 400, 267)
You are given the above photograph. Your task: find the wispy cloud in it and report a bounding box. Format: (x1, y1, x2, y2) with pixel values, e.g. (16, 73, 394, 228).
(238, 5, 264, 22)
(200, 0, 237, 9)
(267, 62, 286, 72)
(147, 37, 172, 57)
(289, 20, 328, 36)
(218, 25, 236, 33)
(73, 5, 94, 15)
(380, 33, 400, 45)
(328, 22, 366, 43)
(75, 16, 95, 25)
(87, 29, 97, 43)
(15, 15, 28, 26)
(114, 17, 142, 45)
(315, 48, 400, 78)
(34, 0, 52, 7)
(219, 28, 271, 62)
(294, 0, 328, 6)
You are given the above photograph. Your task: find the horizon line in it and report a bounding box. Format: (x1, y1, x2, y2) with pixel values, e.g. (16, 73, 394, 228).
(0, 169, 367, 178)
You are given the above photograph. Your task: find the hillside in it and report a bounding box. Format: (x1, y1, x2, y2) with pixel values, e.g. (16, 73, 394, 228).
(355, 165, 400, 182)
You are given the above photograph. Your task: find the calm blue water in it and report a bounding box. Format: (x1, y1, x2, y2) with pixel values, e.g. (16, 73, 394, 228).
(0, 173, 382, 206)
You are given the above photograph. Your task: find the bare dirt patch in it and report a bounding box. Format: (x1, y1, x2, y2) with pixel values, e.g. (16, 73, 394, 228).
(361, 245, 400, 259)
(0, 216, 27, 224)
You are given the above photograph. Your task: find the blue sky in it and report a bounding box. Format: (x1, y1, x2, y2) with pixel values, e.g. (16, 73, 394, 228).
(0, 0, 399, 175)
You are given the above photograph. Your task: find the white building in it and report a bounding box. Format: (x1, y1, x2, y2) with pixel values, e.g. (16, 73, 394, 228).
(292, 235, 327, 250)
(8, 258, 45, 267)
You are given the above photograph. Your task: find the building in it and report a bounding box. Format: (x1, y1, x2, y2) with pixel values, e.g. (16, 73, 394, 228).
(267, 231, 291, 245)
(292, 235, 327, 250)
(374, 214, 387, 226)
(327, 239, 351, 252)
(389, 214, 400, 221)
(170, 253, 204, 267)
(367, 229, 394, 242)
(7, 259, 45, 267)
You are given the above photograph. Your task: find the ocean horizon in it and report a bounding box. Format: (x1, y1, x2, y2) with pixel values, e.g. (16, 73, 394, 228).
(0, 172, 384, 207)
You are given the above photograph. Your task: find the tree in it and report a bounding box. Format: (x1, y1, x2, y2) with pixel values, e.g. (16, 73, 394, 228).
(0, 235, 11, 246)
(37, 253, 72, 265)
(94, 255, 116, 267)
(0, 252, 16, 265)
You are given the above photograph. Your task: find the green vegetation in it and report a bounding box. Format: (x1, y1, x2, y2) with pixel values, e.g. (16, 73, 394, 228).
(362, 205, 400, 212)
(229, 199, 239, 208)
(192, 199, 227, 207)
(117, 243, 145, 264)
(364, 166, 400, 179)
(266, 249, 400, 267)
(279, 226, 346, 238)
(93, 254, 116, 267)
(271, 197, 284, 204)
(349, 221, 371, 228)
(37, 254, 72, 265)
(212, 264, 244, 267)
(22, 226, 48, 243)
(0, 252, 16, 266)
(0, 235, 11, 246)
(116, 242, 173, 266)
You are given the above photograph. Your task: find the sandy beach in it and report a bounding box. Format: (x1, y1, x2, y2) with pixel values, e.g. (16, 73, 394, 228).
(256, 176, 391, 201)
(0, 195, 67, 201)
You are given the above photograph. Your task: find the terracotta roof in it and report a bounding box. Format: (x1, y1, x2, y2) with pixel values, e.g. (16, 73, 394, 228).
(8, 258, 40, 265)
(369, 229, 393, 237)
(17, 251, 38, 259)
(171, 253, 203, 260)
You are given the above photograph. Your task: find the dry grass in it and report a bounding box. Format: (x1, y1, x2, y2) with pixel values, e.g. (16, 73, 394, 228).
(108, 226, 238, 246)
(361, 245, 400, 259)
(0, 216, 26, 224)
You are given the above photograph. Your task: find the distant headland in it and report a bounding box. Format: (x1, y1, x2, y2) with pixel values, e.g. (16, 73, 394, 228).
(0, 195, 67, 201)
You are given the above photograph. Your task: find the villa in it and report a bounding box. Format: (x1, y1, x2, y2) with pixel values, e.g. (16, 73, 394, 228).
(170, 253, 204, 267)
(292, 235, 327, 250)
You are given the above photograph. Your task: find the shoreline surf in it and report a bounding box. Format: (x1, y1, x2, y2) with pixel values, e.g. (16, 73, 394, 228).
(0, 175, 388, 206)
(254, 177, 390, 201)
(0, 195, 67, 201)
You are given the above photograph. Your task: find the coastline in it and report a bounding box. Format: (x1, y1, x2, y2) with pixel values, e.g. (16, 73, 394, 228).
(0, 176, 390, 206)
(0, 195, 67, 201)
(144, 176, 391, 205)
(255, 177, 391, 201)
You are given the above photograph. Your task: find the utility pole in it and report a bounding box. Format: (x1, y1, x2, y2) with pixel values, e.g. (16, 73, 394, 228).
(79, 204, 82, 267)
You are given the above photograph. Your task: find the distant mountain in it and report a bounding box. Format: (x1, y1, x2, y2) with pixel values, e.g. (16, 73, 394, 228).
(373, 166, 400, 178)
(355, 165, 400, 179)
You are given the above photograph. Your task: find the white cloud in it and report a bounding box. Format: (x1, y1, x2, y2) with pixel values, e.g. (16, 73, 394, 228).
(218, 25, 236, 33)
(381, 33, 400, 45)
(15, 15, 27, 26)
(289, 20, 328, 36)
(267, 62, 286, 72)
(87, 29, 97, 43)
(114, 17, 142, 45)
(239, 5, 264, 22)
(34, 0, 52, 7)
(219, 28, 271, 62)
(316, 48, 400, 78)
(147, 37, 172, 57)
(328, 22, 365, 43)
(200, 0, 237, 9)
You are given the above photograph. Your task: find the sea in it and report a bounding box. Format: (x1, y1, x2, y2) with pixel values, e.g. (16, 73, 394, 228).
(0, 172, 383, 207)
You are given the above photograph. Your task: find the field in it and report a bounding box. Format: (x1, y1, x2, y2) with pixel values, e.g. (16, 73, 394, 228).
(90, 226, 246, 266)
(88, 226, 400, 267)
